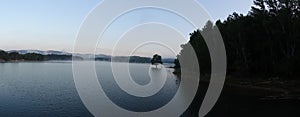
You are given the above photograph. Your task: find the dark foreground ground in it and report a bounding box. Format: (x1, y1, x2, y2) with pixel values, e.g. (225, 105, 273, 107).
(182, 77, 300, 117)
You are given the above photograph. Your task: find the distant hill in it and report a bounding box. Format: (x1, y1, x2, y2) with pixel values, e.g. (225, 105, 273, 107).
(111, 56, 151, 63)
(96, 56, 175, 64)
(0, 49, 175, 63)
(0, 49, 83, 61)
(7, 50, 71, 55)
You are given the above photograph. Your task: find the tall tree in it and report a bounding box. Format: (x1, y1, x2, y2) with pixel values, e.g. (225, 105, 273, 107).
(151, 54, 163, 68)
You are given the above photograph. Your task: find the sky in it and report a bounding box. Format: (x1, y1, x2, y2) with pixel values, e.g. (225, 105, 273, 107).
(0, 0, 253, 57)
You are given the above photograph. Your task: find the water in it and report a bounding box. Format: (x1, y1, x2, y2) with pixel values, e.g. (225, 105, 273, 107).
(0, 62, 180, 117)
(1, 62, 299, 117)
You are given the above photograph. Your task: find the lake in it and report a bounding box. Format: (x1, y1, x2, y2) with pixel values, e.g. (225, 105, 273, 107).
(0, 61, 181, 117)
(1, 62, 299, 117)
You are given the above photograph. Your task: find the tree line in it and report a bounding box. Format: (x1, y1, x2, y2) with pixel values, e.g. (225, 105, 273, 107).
(0, 50, 79, 61)
(176, 0, 300, 79)
(0, 50, 44, 61)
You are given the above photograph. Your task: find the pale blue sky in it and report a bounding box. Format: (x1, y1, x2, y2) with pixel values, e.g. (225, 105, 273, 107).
(0, 0, 253, 56)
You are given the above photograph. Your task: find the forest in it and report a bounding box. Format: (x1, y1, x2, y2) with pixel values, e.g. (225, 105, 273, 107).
(177, 1, 300, 116)
(177, 0, 300, 79)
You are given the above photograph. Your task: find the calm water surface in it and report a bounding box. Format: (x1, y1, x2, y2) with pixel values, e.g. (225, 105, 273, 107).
(0, 62, 179, 117)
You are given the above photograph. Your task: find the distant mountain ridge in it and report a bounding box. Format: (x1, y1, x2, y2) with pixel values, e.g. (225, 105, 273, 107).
(7, 50, 72, 55)
(2, 49, 175, 63)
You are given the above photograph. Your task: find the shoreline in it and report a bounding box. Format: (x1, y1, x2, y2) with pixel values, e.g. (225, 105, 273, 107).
(0, 60, 176, 66)
(172, 68, 300, 101)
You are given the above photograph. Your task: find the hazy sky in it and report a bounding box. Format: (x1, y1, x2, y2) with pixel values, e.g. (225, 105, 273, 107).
(0, 0, 253, 57)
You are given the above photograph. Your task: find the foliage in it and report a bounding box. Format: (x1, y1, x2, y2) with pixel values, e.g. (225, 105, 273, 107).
(177, 0, 300, 78)
(23, 53, 44, 61)
(151, 54, 163, 65)
(129, 56, 151, 63)
(8, 52, 23, 60)
(44, 54, 74, 60)
(174, 59, 180, 68)
(0, 50, 9, 61)
(0, 51, 79, 61)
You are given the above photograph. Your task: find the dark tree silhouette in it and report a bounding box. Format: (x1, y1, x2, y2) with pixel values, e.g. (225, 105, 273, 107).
(151, 54, 163, 68)
(177, 0, 300, 79)
(8, 52, 23, 60)
(0, 50, 9, 61)
(23, 53, 44, 61)
(177, 1, 300, 116)
(174, 59, 180, 68)
(0, 50, 81, 61)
